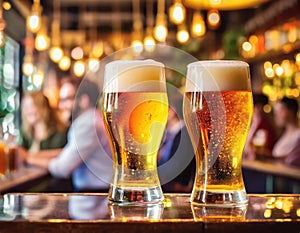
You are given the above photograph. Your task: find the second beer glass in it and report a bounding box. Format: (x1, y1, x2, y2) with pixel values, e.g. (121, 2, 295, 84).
(184, 60, 253, 207)
(102, 60, 168, 204)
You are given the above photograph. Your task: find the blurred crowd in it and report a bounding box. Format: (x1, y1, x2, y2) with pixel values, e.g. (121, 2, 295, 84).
(243, 93, 300, 167)
(8, 77, 300, 194)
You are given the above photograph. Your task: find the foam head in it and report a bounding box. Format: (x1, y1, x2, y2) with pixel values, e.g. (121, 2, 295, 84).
(104, 60, 166, 92)
(186, 60, 251, 92)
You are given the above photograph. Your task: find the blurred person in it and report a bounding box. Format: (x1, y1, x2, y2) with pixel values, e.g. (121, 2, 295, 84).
(272, 97, 300, 167)
(26, 79, 112, 192)
(158, 93, 195, 193)
(58, 78, 80, 127)
(244, 93, 277, 160)
(20, 91, 68, 155)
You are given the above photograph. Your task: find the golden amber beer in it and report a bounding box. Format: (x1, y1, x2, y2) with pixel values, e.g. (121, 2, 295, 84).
(0, 141, 7, 176)
(184, 60, 253, 206)
(102, 60, 168, 204)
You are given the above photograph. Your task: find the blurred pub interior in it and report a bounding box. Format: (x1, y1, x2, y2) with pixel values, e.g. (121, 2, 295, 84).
(0, 0, 299, 194)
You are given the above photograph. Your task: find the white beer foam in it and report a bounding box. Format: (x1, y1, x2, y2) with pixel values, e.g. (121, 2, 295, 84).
(104, 60, 165, 92)
(186, 60, 251, 92)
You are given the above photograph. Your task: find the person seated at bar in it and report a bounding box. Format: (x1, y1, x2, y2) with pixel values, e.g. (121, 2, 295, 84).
(272, 97, 300, 167)
(58, 77, 80, 127)
(24, 79, 112, 192)
(158, 94, 195, 193)
(244, 93, 277, 160)
(20, 91, 68, 155)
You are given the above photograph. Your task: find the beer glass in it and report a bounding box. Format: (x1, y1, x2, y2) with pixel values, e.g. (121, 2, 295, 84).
(0, 140, 7, 177)
(102, 60, 168, 204)
(183, 60, 253, 206)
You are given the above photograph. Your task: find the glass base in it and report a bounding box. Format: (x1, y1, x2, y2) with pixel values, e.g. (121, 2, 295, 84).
(191, 189, 248, 207)
(108, 185, 164, 205)
(192, 204, 247, 222)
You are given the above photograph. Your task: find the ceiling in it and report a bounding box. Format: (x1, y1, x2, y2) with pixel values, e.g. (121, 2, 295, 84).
(9, 0, 274, 50)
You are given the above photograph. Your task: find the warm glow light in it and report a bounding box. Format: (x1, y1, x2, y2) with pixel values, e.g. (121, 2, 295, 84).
(49, 46, 63, 63)
(210, 0, 222, 5)
(184, 0, 269, 10)
(242, 41, 252, 52)
(154, 24, 168, 42)
(2, 2, 11, 11)
(22, 62, 34, 76)
(176, 28, 189, 44)
(207, 9, 220, 29)
(73, 60, 85, 77)
(0, 18, 6, 47)
(275, 66, 284, 77)
(191, 12, 206, 37)
(26, 0, 42, 33)
(88, 58, 100, 72)
(0, 30, 4, 47)
(92, 41, 104, 58)
(296, 53, 300, 63)
(71, 46, 84, 60)
(263, 104, 272, 114)
(264, 209, 272, 218)
(35, 32, 50, 51)
(131, 40, 143, 55)
(32, 70, 44, 87)
(27, 14, 41, 33)
(264, 61, 272, 69)
(144, 36, 156, 52)
(169, 2, 186, 25)
(265, 67, 275, 78)
(58, 56, 71, 71)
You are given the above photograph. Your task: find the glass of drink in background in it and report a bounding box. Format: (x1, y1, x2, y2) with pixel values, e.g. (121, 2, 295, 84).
(184, 60, 253, 206)
(102, 60, 168, 204)
(0, 139, 7, 177)
(6, 142, 17, 173)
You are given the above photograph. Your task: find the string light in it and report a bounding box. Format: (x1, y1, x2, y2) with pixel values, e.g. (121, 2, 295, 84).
(144, 35, 156, 52)
(88, 58, 100, 72)
(26, 0, 42, 33)
(49, 46, 63, 63)
(207, 9, 221, 29)
(73, 60, 85, 77)
(169, 0, 186, 25)
(154, 0, 168, 42)
(22, 60, 34, 76)
(144, 0, 156, 52)
(131, 0, 143, 55)
(35, 17, 50, 51)
(71, 46, 84, 60)
(191, 11, 206, 37)
(58, 55, 71, 71)
(2, 1, 11, 11)
(131, 39, 143, 55)
(176, 24, 189, 44)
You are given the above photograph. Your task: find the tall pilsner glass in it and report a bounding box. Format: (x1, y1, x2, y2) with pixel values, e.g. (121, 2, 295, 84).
(183, 60, 253, 206)
(102, 60, 168, 204)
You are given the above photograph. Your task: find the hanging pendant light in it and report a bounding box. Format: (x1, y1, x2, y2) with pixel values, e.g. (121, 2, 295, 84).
(154, 0, 168, 42)
(26, 0, 42, 33)
(207, 9, 221, 29)
(169, 0, 186, 25)
(144, 0, 156, 52)
(191, 11, 206, 37)
(176, 24, 189, 44)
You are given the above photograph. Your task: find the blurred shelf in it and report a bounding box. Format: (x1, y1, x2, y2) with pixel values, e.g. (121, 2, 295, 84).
(243, 41, 300, 64)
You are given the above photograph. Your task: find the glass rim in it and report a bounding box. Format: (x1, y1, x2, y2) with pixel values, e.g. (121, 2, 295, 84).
(187, 60, 249, 69)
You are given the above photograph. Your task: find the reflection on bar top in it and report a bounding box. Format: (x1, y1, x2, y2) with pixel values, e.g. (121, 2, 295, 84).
(0, 193, 299, 222)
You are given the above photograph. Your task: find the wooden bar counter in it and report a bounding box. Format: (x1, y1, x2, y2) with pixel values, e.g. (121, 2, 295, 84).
(0, 193, 299, 233)
(0, 166, 48, 194)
